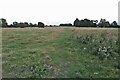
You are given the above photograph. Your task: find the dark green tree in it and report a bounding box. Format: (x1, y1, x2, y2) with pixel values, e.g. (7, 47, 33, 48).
(0, 18, 8, 27)
(13, 21, 18, 27)
(38, 22, 44, 28)
(98, 19, 110, 27)
(74, 18, 80, 26)
(111, 21, 118, 27)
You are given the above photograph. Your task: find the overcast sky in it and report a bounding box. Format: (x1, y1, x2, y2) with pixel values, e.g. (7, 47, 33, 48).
(0, 0, 119, 25)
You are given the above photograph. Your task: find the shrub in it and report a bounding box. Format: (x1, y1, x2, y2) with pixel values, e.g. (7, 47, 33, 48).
(76, 33, 118, 60)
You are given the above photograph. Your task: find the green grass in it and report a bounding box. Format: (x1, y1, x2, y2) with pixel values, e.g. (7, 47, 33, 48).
(2, 27, 119, 78)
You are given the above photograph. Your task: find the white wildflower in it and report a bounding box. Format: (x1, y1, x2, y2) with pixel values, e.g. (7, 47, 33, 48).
(98, 48, 101, 51)
(94, 72, 99, 75)
(84, 47, 86, 50)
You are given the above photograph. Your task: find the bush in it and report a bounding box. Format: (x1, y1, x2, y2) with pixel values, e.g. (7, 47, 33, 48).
(76, 33, 118, 60)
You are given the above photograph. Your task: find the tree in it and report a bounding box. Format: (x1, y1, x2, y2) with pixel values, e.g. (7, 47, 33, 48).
(24, 22, 29, 27)
(83, 18, 97, 27)
(38, 22, 44, 28)
(74, 18, 97, 27)
(13, 21, 18, 27)
(19, 22, 25, 28)
(74, 18, 80, 26)
(91, 20, 98, 24)
(105, 21, 110, 27)
(0, 18, 8, 27)
(98, 19, 106, 27)
(111, 21, 118, 28)
(98, 19, 110, 27)
(29, 23, 33, 27)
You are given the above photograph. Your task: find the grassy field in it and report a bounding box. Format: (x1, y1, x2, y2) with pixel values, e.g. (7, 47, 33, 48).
(2, 27, 119, 78)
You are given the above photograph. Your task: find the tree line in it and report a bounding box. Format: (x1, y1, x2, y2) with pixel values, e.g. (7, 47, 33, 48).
(0, 18, 119, 28)
(74, 18, 119, 28)
(0, 18, 44, 28)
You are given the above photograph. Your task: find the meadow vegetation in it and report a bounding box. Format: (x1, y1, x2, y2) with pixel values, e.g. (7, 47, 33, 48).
(2, 27, 119, 78)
